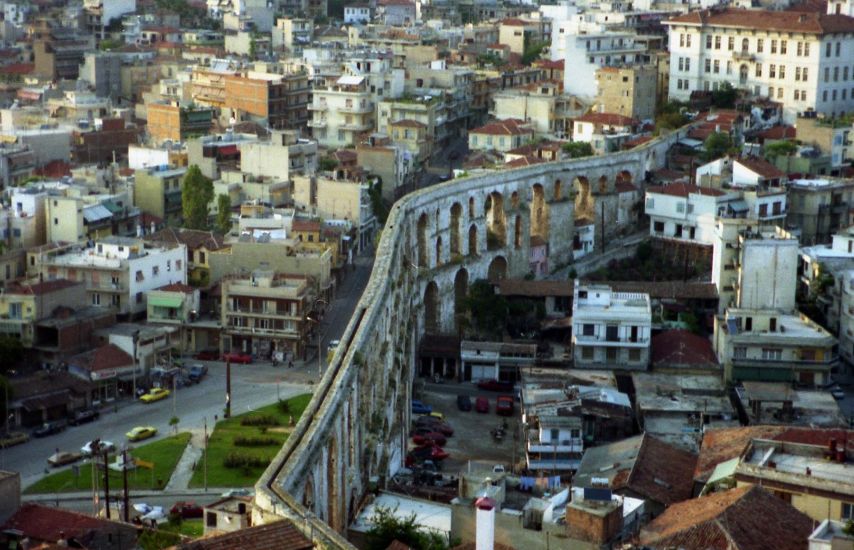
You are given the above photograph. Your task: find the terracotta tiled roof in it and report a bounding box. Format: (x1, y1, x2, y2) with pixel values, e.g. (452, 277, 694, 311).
(574, 112, 636, 126)
(505, 154, 545, 168)
(627, 434, 697, 505)
(497, 279, 574, 297)
(5, 278, 80, 296)
(646, 182, 726, 198)
(694, 426, 786, 482)
(0, 62, 33, 75)
(292, 219, 321, 232)
(175, 520, 313, 550)
(157, 282, 195, 294)
(756, 125, 796, 140)
(534, 58, 564, 70)
(666, 7, 854, 34)
(640, 486, 813, 550)
(736, 156, 785, 179)
(652, 329, 718, 367)
(471, 119, 531, 136)
(2, 503, 138, 547)
(615, 180, 638, 193)
(500, 18, 529, 26)
(69, 344, 133, 374)
(608, 281, 718, 300)
(622, 135, 654, 149)
(390, 119, 425, 128)
(332, 149, 358, 163)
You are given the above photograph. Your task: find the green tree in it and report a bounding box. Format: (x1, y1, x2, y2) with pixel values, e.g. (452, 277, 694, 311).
(98, 38, 121, 51)
(764, 140, 798, 161)
(365, 506, 448, 550)
(562, 141, 594, 159)
(318, 157, 338, 172)
(0, 375, 12, 417)
(521, 40, 549, 66)
(368, 179, 389, 224)
(462, 279, 508, 338)
(0, 336, 23, 373)
(181, 165, 213, 230)
(710, 82, 738, 108)
(215, 194, 232, 234)
(702, 132, 734, 161)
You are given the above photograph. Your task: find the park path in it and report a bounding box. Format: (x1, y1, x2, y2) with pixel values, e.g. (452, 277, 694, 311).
(164, 430, 204, 491)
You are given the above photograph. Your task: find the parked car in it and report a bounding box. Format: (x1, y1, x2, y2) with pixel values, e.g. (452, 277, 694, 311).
(411, 430, 447, 446)
(477, 380, 514, 392)
(69, 408, 100, 426)
(34, 420, 68, 438)
(140, 388, 170, 403)
(221, 488, 254, 498)
(194, 349, 219, 361)
(496, 395, 514, 416)
(223, 352, 252, 364)
(0, 432, 29, 448)
(81, 440, 116, 457)
(411, 400, 433, 415)
(188, 364, 208, 383)
(475, 396, 489, 413)
(456, 395, 472, 412)
(413, 417, 454, 436)
(126, 426, 157, 442)
(831, 387, 846, 400)
(134, 503, 167, 524)
(409, 444, 449, 461)
(47, 450, 83, 467)
(170, 501, 203, 519)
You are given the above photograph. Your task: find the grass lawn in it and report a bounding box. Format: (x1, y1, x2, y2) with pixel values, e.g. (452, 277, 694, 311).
(161, 518, 203, 538)
(189, 394, 312, 488)
(24, 433, 191, 494)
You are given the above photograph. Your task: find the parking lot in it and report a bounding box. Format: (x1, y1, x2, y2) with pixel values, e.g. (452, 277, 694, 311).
(414, 382, 524, 473)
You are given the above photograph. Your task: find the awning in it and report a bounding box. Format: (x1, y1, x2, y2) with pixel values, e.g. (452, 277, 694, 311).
(336, 75, 365, 86)
(148, 296, 183, 308)
(21, 392, 69, 412)
(217, 144, 239, 156)
(729, 200, 749, 213)
(83, 204, 113, 223)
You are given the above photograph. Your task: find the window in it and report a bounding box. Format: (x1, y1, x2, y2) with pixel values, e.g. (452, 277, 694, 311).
(111, 295, 120, 306)
(835, 66, 840, 81)
(843, 502, 854, 520)
(728, 36, 734, 50)
(802, 67, 808, 81)
(734, 346, 747, 358)
(778, 87, 783, 99)
(827, 42, 832, 57)
(152, 266, 159, 276)
(166, 260, 171, 272)
(686, 34, 691, 47)
(769, 64, 776, 78)
(92, 293, 101, 306)
(756, 63, 762, 77)
(771, 39, 777, 53)
(654, 221, 664, 232)
(684, 58, 690, 71)
(714, 35, 721, 49)
(795, 90, 800, 100)
(757, 38, 764, 52)
(606, 348, 618, 361)
(581, 346, 594, 359)
(741, 38, 749, 51)
(705, 35, 712, 48)
(54, 218, 58, 225)
(779, 65, 785, 79)
(582, 324, 595, 336)
(796, 67, 801, 81)
(705, 59, 711, 73)
(780, 40, 787, 54)
(761, 348, 783, 360)
(713, 60, 720, 74)
(836, 42, 841, 56)
(605, 325, 619, 341)
(680, 34, 685, 47)
(797, 41, 803, 56)
(176, 260, 182, 270)
(759, 203, 768, 217)
(804, 42, 810, 56)
(135, 270, 144, 282)
(206, 512, 217, 528)
(677, 202, 685, 213)
(628, 349, 641, 361)
(824, 90, 829, 101)
(726, 60, 732, 74)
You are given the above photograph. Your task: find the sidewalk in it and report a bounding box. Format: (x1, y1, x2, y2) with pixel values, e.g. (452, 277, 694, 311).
(164, 430, 204, 492)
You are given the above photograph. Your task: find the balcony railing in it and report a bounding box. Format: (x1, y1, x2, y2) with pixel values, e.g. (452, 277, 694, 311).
(573, 334, 649, 345)
(732, 50, 755, 61)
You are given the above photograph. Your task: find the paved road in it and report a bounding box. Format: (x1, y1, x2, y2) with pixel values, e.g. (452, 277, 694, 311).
(8, 251, 376, 492)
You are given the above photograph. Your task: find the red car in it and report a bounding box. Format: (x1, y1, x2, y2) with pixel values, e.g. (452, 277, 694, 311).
(411, 431, 447, 446)
(410, 444, 449, 461)
(170, 501, 203, 519)
(475, 396, 489, 413)
(223, 352, 252, 364)
(413, 417, 454, 436)
(496, 396, 514, 416)
(477, 380, 514, 392)
(194, 349, 219, 361)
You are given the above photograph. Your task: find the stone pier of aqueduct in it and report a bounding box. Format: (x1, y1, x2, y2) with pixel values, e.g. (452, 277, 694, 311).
(252, 128, 688, 547)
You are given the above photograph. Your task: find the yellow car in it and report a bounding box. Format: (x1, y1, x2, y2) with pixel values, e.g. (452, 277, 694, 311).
(126, 426, 157, 442)
(428, 411, 445, 421)
(140, 388, 170, 403)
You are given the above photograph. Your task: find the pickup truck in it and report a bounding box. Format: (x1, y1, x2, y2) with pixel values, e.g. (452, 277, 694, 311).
(188, 364, 208, 383)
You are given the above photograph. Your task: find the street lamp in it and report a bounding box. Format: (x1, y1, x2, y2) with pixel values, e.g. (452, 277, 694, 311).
(131, 329, 140, 399)
(305, 298, 328, 380)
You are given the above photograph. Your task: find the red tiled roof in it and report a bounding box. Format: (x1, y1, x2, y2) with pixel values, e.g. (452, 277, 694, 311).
(496, 279, 574, 297)
(501, 18, 529, 26)
(609, 281, 718, 300)
(292, 219, 321, 232)
(2, 503, 138, 545)
(390, 119, 425, 128)
(535, 58, 565, 70)
(0, 62, 33, 75)
(736, 156, 785, 179)
(640, 486, 814, 550)
(6, 278, 80, 296)
(70, 344, 133, 373)
(646, 182, 726, 197)
(622, 135, 654, 149)
(575, 112, 636, 126)
(471, 119, 531, 136)
(666, 8, 854, 34)
(176, 520, 312, 550)
(652, 329, 717, 367)
(694, 426, 786, 481)
(157, 282, 195, 294)
(627, 434, 697, 506)
(756, 125, 796, 140)
(35, 160, 72, 179)
(505, 154, 545, 168)
(615, 180, 638, 193)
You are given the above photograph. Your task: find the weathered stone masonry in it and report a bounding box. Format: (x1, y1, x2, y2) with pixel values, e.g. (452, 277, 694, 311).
(253, 128, 689, 548)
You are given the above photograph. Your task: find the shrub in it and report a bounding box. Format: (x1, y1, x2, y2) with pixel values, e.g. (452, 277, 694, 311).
(234, 436, 279, 447)
(240, 414, 278, 427)
(277, 400, 290, 414)
(223, 452, 269, 469)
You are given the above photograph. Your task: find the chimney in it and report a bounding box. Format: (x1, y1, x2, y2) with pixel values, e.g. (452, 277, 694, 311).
(475, 497, 496, 550)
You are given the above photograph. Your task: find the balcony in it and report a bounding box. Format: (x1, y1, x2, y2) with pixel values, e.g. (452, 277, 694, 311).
(225, 305, 301, 319)
(308, 119, 327, 128)
(225, 324, 300, 337)
(572, 334, 649, 347)
(525, 458, 580, 471)
(732, 50, 755, 61)
(307, 104, 327, 112)
(339, 103, 373, 114)
(0, 318, 25, 337)
(731, 356, 838, 369)
(341, 121, 373, 132)
(527, 432, 583, 453)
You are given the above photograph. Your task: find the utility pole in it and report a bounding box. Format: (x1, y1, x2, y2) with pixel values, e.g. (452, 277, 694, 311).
(103, 446, 111, 519)
(122, 449, 129, 523)
(91, 439, 100, 516)
(203, 417, 208, 492)
(225, 359, 231, 418)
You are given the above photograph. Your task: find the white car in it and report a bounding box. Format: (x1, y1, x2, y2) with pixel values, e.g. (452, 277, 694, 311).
(81, 440, 116, 457)
(133, 503, 167, 524)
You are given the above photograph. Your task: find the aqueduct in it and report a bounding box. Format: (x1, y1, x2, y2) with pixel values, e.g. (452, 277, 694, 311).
(253, 129, 688, 546)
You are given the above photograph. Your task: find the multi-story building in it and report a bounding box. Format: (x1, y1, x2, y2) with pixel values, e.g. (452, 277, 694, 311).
(468, 119, 534, 152)
(377, 0, 416, 26)
(79, 52, 122, 102)
(238, 130, 318, 181)
(309, 75, 374, 148)
(377, 94, 443, 157)
(146, 102, 214, 145)
(0, 279, 85, 347)
(344, 5, 372, 24)
(787, 177, 854, 245)
(563, 30, 651, 98)
(271, 18, 312, 53)
(292, 174, 377, 252)
(499, 17, 551, 55)
(133, 165, 187, 227)
(83, 0, 136, 38)
(571, 280, 652, 370)
(665, 5, 854, 123)
(221, 270, 313, 361)
(646, 182, 734, 245)
(491, 82, 585, 139)
(712, 222, 799, 313)
(37, 237, 188, 319)
(572, 112, 638, 154)
(0, 144, 35, 188)
(31, 22, 95, 81)
(796, 113, 854, 169)
(224, 70, 310, 130)
(594, 65, 657, 121)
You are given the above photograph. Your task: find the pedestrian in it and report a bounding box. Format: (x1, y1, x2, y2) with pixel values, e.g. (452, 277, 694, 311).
(288, 360, 293, 369)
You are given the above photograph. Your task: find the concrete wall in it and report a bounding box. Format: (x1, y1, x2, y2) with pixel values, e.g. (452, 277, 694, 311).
(251, 127, 685, 547)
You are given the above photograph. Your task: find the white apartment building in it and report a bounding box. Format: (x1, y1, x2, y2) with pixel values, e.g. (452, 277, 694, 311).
(39, 237, 187, 318)
(562, 30, 652, 98)
(309, 75, 374, 148)
(645, 182, 735, 245)
(712, 221, 799, 313)
(571, 280, 652, 370)
(344, 5, 372, 24)
(665, 4, 854, 123)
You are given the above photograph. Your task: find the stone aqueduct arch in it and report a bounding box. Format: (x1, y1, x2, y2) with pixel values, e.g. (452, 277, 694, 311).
(254, 134, 682, 547)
